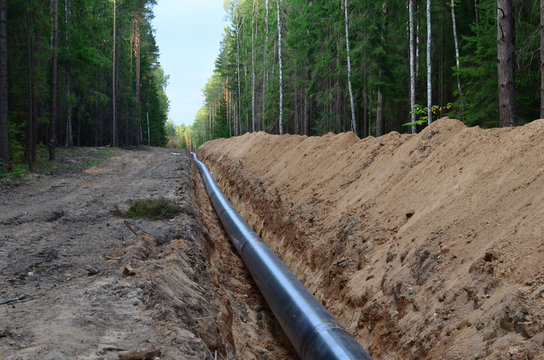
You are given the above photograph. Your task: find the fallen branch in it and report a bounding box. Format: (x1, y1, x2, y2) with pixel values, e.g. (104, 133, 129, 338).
(0, 295, 28, 305)
(124, 220, 138, 236)
(124, 220, 155, 238)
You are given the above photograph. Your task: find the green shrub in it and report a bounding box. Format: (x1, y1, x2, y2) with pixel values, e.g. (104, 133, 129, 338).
(125, 198, 180, 220)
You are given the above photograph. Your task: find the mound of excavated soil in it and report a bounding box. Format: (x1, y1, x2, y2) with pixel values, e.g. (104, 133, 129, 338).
(197, 118, 544, 360)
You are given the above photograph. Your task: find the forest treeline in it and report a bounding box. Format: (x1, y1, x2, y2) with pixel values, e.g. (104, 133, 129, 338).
(176, 0, 542, 150)
(0, 0, 168, 167)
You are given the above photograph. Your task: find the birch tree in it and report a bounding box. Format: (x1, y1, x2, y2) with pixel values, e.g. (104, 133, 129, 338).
(262, 0, 269, 130)
(451, 0, 462, 100)
(497, 0, 515, 127)
(409, 0, 416, 134)
(277, 0, 283, 135)
(251, 0, 255, 132)
(49, 0, 59, 160)
(426, 0, 432, 125)
(0, 0, 7, 163)
(236, 18, 242, 135)
(344, 0, 356, 134)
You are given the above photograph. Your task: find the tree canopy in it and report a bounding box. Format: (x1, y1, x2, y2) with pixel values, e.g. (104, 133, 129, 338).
(179, 0, 541, 149)
(1, 0, 168, 166)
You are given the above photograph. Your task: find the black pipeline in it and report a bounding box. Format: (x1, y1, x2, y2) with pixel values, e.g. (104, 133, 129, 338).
(192, 153, 373, 360)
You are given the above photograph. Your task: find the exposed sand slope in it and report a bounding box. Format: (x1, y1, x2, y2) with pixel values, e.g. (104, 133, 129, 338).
(198, 118, 544, 360)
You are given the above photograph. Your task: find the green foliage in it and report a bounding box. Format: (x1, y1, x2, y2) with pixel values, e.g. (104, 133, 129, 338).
(125, 198, 180, 220)
(403, 103, 452, 127)
(3, 0, 168, 162)
(192, 0, 542, 142)
(455, 0, 498, 127)
(0, 146, 119, 185)
(0, 162, 26, 180)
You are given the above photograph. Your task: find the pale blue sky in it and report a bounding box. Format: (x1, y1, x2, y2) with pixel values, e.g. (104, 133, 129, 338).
(152, 0, 227, 126)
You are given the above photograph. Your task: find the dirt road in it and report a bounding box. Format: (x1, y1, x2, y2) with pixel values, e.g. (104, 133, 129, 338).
(0, 148, 294, 359)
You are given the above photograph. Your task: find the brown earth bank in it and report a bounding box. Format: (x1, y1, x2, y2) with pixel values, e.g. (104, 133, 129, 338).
(0, 148, 294, 359)
(197, 117, 544, 360)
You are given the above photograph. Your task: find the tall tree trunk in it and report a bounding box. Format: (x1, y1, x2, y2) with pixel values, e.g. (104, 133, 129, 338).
(416, 10, 420, 79)
(262, 0, 269, 132)
(236, 20, 242, 136)
(303, 68, 309, 136)
(277, 0, 283, 135)
(363, 62, 368, 137)
(112, 0, 117, 146)
(426, 0, 432, 125)
(251, 0, 255, 132)
(27, 5, 35, 169)
(475, 0, 479, 25)
(497, 0, 515, 127)
(451, 0, 463, 100)
(409, 0, 417, 134)
(376, 2, 387, 137)
(541, 0, 544, 118)
(0, 0, 7, 164)
(146, 112, 150, 146)
(135, 4, 141, 146)
(65, 0, 72, 147)
(32, 5, 41, 160)
(376, 71, 384, 136)
(226, 78, 231, 137)
(49, 0, 59, 161)
(344, 0, 356, 134)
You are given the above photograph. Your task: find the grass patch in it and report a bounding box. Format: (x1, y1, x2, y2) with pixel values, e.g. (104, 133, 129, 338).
(125, 198, 180, 220)
(1, 146, 122, 188)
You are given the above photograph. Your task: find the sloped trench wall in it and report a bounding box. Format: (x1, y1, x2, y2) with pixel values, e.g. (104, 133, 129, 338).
(112, 152, 296, 359)
(189, 159, 297, 359)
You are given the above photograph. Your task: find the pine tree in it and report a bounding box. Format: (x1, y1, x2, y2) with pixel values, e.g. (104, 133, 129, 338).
(426, 0, 432, 125)
(65, 0, 73, 147)
(112, 0, 117, 146)
(344, 0, 356, 134)
(0, 0, 8, 163)
(497, 0, 515, 127)
(541, 0, 544, 118)
(49, 0, 59, 160)
(409, 0, 416, 134)
(277, 0, 283, 135)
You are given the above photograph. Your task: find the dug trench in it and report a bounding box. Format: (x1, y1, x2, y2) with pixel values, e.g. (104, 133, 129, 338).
(197, 117, 544, 360)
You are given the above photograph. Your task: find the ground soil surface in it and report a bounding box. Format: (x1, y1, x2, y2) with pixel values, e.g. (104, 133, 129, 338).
(3, 119, 544, 360)
(197, 118, 544, 360)
(0, 148, 294, 359)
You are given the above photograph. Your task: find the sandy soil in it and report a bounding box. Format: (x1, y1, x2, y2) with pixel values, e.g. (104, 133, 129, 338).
(198, 118, 544, 360)
(0, 148, 293, 359)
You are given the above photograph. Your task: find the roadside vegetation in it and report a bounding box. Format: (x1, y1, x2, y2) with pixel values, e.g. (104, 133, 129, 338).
(125, 197, 180, 220)
(0, 146, 119, 186)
